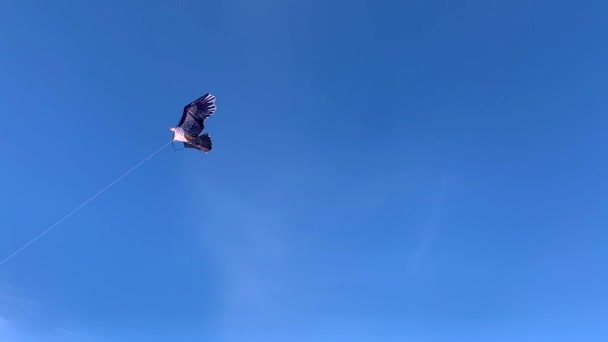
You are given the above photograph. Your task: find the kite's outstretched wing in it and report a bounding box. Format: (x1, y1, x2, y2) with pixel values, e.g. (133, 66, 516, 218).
(177, 93, 217, 137)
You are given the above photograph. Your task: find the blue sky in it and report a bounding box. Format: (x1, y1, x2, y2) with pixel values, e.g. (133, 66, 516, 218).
(1, 0, 608, 341)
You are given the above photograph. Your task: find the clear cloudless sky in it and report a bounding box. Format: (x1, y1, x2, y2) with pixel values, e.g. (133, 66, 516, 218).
(1, 0, 608, 341)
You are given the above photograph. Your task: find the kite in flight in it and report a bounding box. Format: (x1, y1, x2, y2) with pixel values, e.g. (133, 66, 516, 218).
(170, 93, 217, 153)
(0, 93, 220, 267)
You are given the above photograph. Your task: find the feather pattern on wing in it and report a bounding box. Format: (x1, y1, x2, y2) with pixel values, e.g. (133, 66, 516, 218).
(177, 93, 217, 137)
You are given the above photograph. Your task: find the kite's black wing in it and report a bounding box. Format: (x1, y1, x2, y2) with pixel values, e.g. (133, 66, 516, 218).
(177, 93, 217, 137)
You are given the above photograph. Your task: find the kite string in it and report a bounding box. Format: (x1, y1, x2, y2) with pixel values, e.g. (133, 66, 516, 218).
(0, 140, 172, 267)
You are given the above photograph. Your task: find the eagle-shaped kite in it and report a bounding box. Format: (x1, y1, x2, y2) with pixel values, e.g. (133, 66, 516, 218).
(170, 93, 217, 153)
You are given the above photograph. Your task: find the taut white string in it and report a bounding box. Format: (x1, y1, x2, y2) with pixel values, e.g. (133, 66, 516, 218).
(0, 141, 172, 267)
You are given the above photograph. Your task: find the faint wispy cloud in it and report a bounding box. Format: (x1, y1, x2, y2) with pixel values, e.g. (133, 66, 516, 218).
(56, 327, 75, 336)
(183, 175, 294, 336)
(410, 171, 448, 272)
(0, 285, 38, 325)
(0, 315, 9, 331)
(0, 284, 89, 342)
(0, 315, 18, 342)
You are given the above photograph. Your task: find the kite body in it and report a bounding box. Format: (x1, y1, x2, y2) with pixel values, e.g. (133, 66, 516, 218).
(170, 93, 217, 153)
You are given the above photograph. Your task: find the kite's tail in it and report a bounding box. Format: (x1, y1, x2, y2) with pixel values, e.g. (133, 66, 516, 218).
(198, 133, 212, 152)
(183, 133, 212, 152)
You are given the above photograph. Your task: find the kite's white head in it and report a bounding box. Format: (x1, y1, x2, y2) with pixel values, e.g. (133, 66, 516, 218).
(169, 127, 188, 143)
